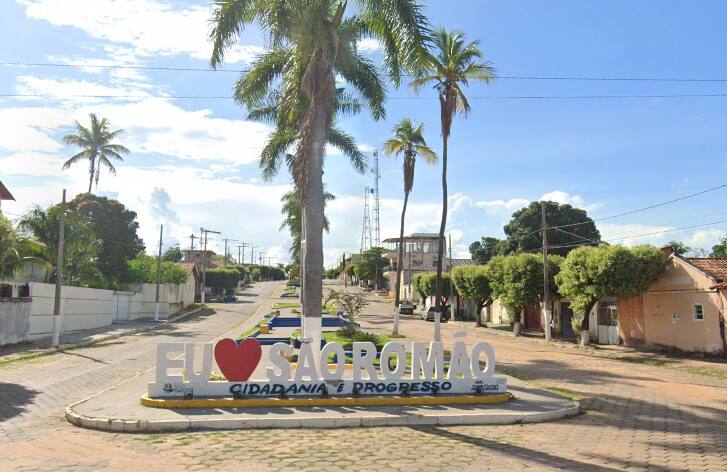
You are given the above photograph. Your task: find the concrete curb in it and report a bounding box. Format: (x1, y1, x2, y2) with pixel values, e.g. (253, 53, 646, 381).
(65, 398, 581, 433)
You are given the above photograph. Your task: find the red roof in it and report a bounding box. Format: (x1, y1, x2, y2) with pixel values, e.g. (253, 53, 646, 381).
(0, 181, 14, 201)
(686, 258, 727, 289)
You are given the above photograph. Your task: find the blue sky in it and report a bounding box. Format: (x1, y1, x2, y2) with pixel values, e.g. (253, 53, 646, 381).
(1, 0, 726, 265)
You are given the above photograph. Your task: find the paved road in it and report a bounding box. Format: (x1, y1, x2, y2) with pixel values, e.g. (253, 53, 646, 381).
(1, 281, 725, 471)
(0, 281, 278, 444)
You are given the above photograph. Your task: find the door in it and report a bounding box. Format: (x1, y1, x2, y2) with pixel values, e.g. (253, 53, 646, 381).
(524, 304, 542, 331)
(560, 302, 574, 337)
(115, 294, 129, 321)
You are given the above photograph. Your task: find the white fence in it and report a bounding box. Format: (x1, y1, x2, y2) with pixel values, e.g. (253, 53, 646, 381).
(0, 277, 195, 344)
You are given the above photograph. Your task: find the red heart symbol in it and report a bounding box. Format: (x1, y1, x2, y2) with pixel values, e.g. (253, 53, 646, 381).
(214, 338, 262, 381)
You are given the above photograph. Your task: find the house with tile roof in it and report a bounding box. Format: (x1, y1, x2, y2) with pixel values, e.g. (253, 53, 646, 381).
(0, 180, 15, 212)
(618, 248, 727, 354)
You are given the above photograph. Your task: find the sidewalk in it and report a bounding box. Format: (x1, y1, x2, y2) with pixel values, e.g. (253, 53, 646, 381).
(0, 305, 207, 364)
(448, 320, 727, 380)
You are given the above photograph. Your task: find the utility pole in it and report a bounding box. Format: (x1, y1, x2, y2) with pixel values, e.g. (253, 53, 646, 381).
(200, 228, 221, 304)
(155, 224, 163, 321)
(189, 233, 197, 252)
(542, 201, 552, 341)
(223, 238, 231, 267)
(249, 245, 255, 264)
(449, 233, 454, 321)
(51, 189, 66, 348)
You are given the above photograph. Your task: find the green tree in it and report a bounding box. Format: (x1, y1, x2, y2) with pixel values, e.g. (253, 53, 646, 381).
(485, 253, 562, 335)
(17, 205, 104, 287)
(162, 246, 184, 263)
(210, 0, 430, 344)
(325, 267, 341, 279)
(413, 272, 456, 306)
(469, 236, 507, 264)
(555, 245, 665, 345)
(666, 240, 691, 256)
(62, 113, 129, 193)
(711, 236, 727, 257)
(410, 28, 495, 339)
(383, 117, 437, 317)
(0, 214, 22, 278)
(504, 201, 600, 256)
(67, 194, 145, 286)
(451, 264, 491, 326)
(204, 267, 241, 294)
(354, 247, 389, 288)
(127, 253, 188, 284)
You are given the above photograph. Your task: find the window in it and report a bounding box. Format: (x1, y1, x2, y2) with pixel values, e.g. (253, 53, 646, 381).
(597, 302, 618, 326)
(693, 304, 704, 321)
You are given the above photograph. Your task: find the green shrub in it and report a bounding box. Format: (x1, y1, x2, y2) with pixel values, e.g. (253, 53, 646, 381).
(205, 267, 241, 293)
(336, 325, 360, 338)
(127, 253, 188, 284)
(353, 331, 382, 349)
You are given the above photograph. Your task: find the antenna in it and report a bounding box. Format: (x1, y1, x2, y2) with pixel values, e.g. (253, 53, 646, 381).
(372, 150, 381, 247)
(360, 185, 372, 253)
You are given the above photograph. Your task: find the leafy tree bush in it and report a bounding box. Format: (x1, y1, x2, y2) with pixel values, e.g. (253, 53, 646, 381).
(18, 204, 104, 287)
(469, 237, 508, 264)
(413, 272, 457, 306)
(127, 253, 188, 284)
(555, 245, 665, 344)
(67, 194, 144, 284)
(0, 214, 21, 278)
(486, 253, 562, 334)
(451, 265, 492, 326)
(162, 246, 183, 262)
(325, 289, 367, 322)
(325, 267, 341, 279)
(354, 247, 389, 287)
(204, 267, 241, 294)
(711, 236, 727, 258)
(504, 201, 600, 256)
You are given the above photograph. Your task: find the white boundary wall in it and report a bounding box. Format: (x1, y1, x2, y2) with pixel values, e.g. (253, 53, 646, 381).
(25, 279, 195, 340)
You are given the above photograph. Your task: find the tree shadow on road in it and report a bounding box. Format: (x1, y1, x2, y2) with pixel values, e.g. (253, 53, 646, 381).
(416, 426, 625, 471)
(0, 383, 39, 421)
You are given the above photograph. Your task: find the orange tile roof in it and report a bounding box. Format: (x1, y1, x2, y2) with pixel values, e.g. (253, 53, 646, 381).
(686, 258, 727, 289)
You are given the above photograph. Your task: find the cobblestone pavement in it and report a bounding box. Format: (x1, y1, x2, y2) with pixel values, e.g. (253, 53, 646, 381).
(1, 283, 726, 471)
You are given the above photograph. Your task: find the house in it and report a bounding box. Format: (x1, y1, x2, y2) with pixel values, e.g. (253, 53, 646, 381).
(382, 233, 471, 307)
(0, 180, 15, 212)
(180, 263, 201, 304)
(618, 252, 727, 354)
(183, 250, 217, 269)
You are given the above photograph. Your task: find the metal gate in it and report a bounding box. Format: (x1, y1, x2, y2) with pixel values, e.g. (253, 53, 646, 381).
(115, 293, 130, 321)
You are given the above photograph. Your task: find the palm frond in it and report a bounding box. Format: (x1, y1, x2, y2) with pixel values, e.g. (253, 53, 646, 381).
(62, 150, 92, 170)
(327, 127, 367, 174)
(209, 0, 260, 68)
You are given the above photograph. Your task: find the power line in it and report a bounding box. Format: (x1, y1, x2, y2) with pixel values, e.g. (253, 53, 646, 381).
(473, 184, 727, 253)
(8, 92, 727, 101)
(6, 61, 727, 83)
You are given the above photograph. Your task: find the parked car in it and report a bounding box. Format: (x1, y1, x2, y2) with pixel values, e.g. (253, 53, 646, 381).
(422, 306, 450, 322)
(398, 301, 416, 315)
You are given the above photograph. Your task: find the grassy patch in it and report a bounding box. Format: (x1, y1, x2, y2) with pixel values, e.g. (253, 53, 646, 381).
(272, 302, 300, 310)
(537, 385, 584, 401)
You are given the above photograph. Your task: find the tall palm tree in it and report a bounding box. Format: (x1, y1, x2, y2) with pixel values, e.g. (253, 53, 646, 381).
(280, 185, 336, 267)
(411, 28, 495, 341)
(63, 113, 129, 193)
(383, 118, 436, 335)
(210, 0, 430, 347)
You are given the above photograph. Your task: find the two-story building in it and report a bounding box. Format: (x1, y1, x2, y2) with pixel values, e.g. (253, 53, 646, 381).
(382, 232, 471, 304)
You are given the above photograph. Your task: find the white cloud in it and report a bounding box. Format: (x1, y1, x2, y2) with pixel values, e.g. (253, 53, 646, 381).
(475, 198, 529, 215)
(0, 107, 68, 152)
(16, 75, 152, 104)
(357, 38, 382, 53)
(685, 228, 726, 251)
(540, 190, 602, 212)
(17, 0, 263, 64)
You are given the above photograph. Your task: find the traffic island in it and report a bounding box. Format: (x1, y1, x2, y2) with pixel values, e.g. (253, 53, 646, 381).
(65, 334, 580, 433)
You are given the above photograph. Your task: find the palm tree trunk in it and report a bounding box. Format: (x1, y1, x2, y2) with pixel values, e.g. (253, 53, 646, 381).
(87, 155, 96, 193)
(392, 190, 410, 336)
(300, 103, 327, 362)
(433, 133, 448, 342)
